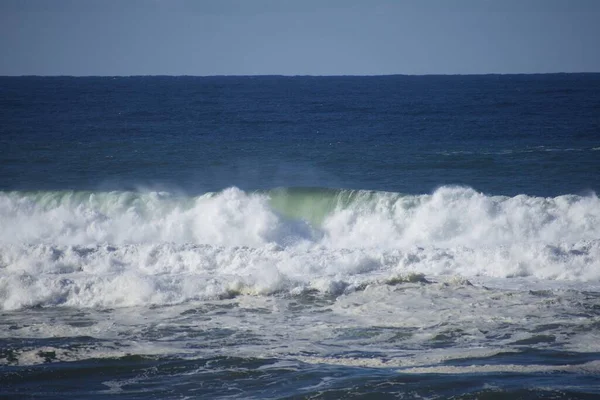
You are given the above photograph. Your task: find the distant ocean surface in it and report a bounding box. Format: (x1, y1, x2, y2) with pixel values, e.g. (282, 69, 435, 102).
(1, 74, 600, 399)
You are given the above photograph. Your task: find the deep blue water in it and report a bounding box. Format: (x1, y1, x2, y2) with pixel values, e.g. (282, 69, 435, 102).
(2, 74, 599, 195)
(1, 75, 600, 399)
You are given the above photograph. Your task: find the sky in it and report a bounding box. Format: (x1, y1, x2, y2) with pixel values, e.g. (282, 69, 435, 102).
(1, 0, 599, 76)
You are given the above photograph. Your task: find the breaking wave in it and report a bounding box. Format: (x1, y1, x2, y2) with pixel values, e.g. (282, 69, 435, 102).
(1, 186, 599, 309)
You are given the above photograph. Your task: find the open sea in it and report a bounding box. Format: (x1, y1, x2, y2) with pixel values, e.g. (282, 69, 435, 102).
(1, 74, 600, 399)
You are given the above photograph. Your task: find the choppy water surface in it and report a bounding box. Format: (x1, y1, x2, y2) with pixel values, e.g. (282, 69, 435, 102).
(1, 75, 600, 398)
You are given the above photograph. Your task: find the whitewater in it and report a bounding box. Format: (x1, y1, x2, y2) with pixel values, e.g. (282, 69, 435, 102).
(2, 186, 599, 310)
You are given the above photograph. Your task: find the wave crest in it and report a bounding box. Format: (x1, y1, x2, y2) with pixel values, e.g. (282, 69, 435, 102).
(2, 186, 598, 248)
(1, 186, 599, 309)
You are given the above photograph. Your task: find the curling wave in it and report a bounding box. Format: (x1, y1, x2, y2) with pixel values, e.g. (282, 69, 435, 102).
(2, 185, 599, 247)
(1, 186, 599, 309)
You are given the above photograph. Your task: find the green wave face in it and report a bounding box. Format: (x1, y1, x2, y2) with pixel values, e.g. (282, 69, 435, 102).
(265, 187, 416, 226)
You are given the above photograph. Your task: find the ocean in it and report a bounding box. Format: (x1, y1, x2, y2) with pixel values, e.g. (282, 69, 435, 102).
(1, 74, 600, 399)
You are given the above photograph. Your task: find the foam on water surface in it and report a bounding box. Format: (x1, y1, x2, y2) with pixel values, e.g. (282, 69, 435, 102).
(2, 186, 599, 248)
(1, 186, 600, 310)
(2, 185, 600, 396)
(2, 74, 600, 398)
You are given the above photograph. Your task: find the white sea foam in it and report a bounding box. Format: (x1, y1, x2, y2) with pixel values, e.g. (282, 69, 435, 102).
(2, 186, 599, 247)
(296, 356, 600, 375)
(0, 188, 312, 247)
(1, 186, 599, 310)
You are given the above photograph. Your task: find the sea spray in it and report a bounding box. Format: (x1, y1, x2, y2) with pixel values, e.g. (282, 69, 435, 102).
(1, 186, 598, 247)
(1, 185, 599, 310)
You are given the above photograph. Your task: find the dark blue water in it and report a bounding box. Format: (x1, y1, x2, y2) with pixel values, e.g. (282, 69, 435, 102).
(2, 74, 599, 195)
(1, 75, 600, 399)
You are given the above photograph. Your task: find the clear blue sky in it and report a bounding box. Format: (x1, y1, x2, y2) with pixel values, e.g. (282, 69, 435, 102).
(1, 0, 599, 76)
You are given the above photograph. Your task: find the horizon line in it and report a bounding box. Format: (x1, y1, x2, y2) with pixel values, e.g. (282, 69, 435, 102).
(2, 72, 600, 78)
(0, 71, 600, 78)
